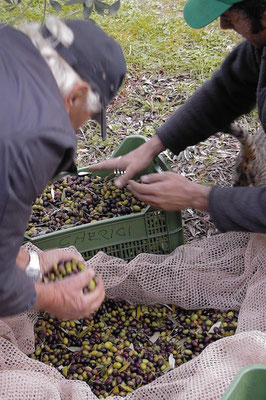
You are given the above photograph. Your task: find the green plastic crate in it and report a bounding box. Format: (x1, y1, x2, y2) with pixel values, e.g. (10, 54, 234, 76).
(24, 135, 184, 261)
(220, 364, 266, 400)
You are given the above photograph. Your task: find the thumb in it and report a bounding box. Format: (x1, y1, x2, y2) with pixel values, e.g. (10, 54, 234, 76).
(69, 268, 96, 290)
(114, 171, 133, 188)
(114, 164, 143, 188)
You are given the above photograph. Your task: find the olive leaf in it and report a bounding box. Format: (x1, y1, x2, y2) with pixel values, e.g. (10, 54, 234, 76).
(49, 0, 62, 10)
(94, 0, 120, 16)
(207, 320, 222, 334)
(108, 0, 119, 15)
(174, 338, 186, 350)
(94, 0, 109, 16)
(58, 326, 69, 334)
(129, 342, 134, 350)
(61, 188, 67, 201)
(168, 353, 175, 369)
(167, 315, 182, 328)
(77, 326, 90, 338)
(50, 186, 55, 200)
(64, 0, 85, 5)
(160, 303, 173, 312)
(162, 360, 171, 374)
(118, 361, 130, 372)
(3, 0, 120, 23)
(4, 1, 18, 11)
(149, 331, 160, 344)
(83, 2, 93, 19)
(67, 346, 82, 352)
(113, 386, 119, 394)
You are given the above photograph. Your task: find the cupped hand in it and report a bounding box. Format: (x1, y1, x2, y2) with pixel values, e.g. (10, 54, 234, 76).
(127, 171, 210, 211)
(34, 267, 105, 320)
(38, 248, 84, 275)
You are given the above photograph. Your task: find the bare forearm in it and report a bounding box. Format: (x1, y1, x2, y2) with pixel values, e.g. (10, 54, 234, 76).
(148, 134, 166, 158)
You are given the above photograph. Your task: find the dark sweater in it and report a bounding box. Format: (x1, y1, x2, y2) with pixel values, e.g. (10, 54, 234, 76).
(0, 25, 77, 316)
(156, 40, 266, 233)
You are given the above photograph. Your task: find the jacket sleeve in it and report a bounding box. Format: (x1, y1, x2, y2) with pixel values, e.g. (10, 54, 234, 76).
(0, 126, 76, 317)
(156, 40, 260, 155)
(209, 186, 266, 233)
(0, 178, 37, 317)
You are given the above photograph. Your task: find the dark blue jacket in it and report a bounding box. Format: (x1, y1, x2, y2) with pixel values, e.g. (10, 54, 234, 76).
(157, 40, 266, 233)
(0, 24, 77, 316)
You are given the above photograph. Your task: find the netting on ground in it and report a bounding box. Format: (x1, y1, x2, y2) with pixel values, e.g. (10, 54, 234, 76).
(1, 231, 266, 399)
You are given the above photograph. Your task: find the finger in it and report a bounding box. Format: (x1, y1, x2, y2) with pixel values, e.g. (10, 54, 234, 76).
(57, 250, 84, 263)
(69, 268, 96, 289)
(114, 168, 137, 188)
(90, 276, 105, 303)
(88, 157, 122, 171)
(127, 179, 158, 196)
(131, 192, 160, 209)
(126, 183, 159, 205)
(140, 173, 166, 183)
(82, 276, 105, 311)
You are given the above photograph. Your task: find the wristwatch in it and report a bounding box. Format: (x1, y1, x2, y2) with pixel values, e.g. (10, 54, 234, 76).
(25, 251, 42, 281)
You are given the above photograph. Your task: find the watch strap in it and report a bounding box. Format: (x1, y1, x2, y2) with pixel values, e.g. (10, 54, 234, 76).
(25, 251, 42, 281)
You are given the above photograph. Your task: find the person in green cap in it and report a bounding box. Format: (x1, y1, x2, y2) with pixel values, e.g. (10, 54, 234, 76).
(90, 0, 266, 234)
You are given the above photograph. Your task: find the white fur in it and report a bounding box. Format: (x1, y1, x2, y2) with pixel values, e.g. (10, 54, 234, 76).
(19, 18, 101, 115)
(45, 15, 74, 48)
(87, 90, 101, 113)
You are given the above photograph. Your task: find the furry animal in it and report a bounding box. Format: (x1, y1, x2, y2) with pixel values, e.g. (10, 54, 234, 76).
(222, 123, 266, 187)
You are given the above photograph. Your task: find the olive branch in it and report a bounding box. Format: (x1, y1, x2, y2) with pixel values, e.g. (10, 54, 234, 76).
(1, 0, 120, 25)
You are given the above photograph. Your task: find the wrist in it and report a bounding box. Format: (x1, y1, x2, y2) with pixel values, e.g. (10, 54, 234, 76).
(148, 135, 166, 158)
(189, 183, 210, 211)
(33, 282, 55, 313)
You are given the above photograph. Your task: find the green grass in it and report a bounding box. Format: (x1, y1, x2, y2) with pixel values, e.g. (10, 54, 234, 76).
(1, 0, 240, 82)
(1, 0, 257, 155)
(92, 0, 241, 82)
(1, 0, 258, 242)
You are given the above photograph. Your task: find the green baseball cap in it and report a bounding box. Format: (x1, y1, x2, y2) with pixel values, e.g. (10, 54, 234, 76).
(183, 0, 243, 29)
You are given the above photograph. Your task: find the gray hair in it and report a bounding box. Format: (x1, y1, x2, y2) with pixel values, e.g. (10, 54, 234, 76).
(19, 16, 101, 114)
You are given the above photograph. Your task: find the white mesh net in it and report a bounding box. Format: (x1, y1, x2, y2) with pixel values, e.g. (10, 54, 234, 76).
(1, 231, 266, 399)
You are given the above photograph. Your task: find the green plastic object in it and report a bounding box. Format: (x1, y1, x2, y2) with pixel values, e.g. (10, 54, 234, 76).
(220, 364, 266, 400)
(24, 135, 184, 261)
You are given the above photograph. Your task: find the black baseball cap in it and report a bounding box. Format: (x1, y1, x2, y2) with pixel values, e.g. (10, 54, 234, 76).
(41, 19, 126, 139)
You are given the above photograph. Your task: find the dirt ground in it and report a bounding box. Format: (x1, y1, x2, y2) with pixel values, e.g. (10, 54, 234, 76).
(76, 72, 249, 244)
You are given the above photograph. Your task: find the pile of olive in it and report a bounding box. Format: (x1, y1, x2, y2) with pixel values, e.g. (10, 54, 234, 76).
(30, 262, 238, 398)
(26, 174, 146, 238)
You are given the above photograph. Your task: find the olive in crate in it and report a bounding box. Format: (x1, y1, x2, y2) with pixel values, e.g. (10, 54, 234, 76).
(26, 173, 147, 238)
(42, 259, 96, 293)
